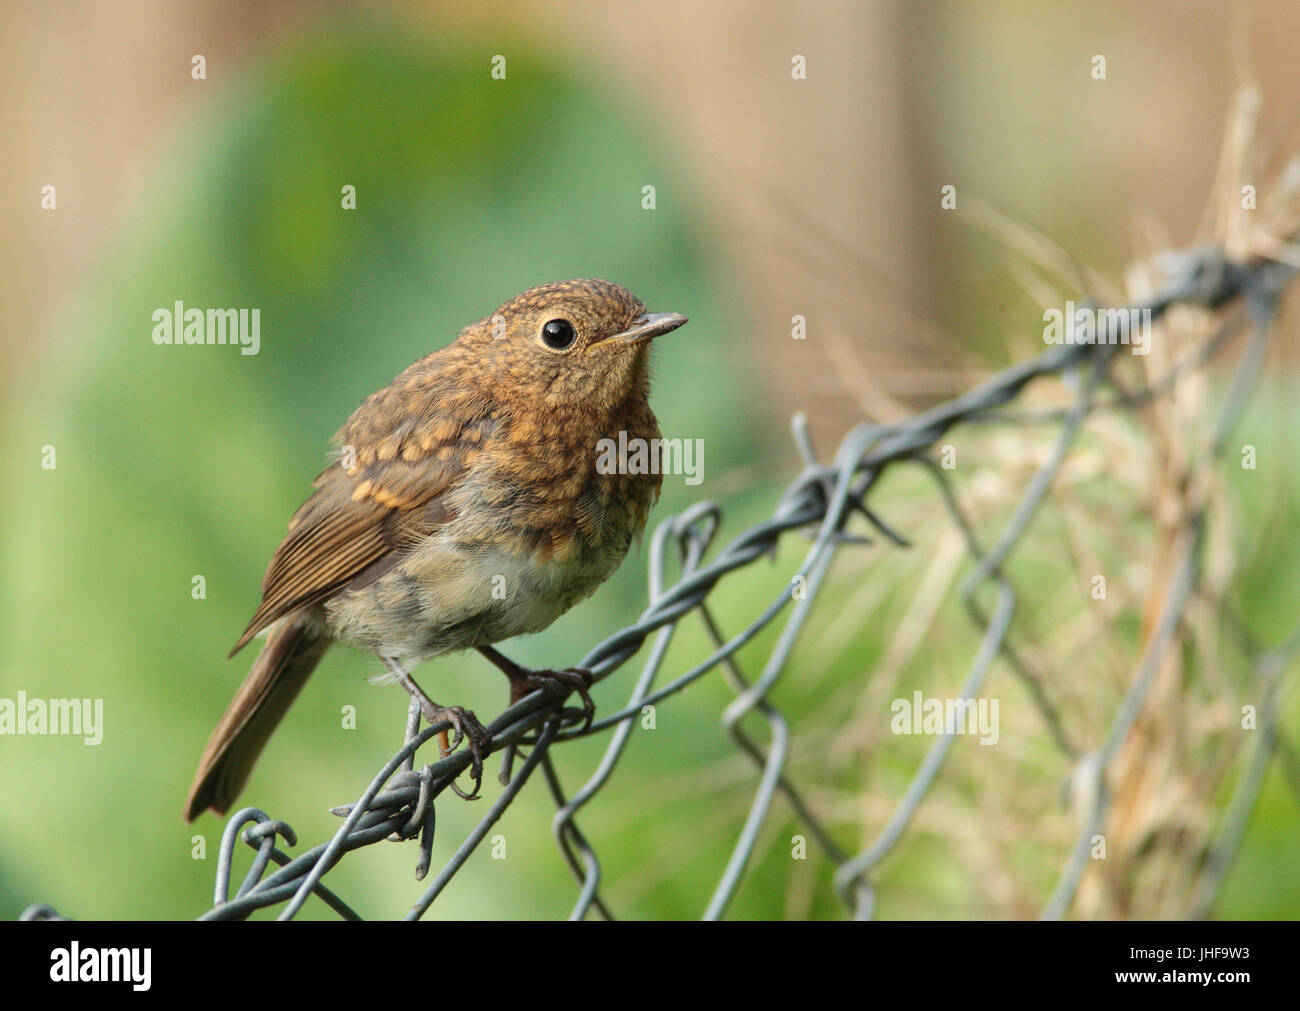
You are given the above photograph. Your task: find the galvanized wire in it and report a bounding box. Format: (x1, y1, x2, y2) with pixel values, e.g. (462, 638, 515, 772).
(19, 244, 1299, 922)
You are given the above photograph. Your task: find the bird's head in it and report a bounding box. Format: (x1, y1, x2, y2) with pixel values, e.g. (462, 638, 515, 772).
(460, 278, 687, 412)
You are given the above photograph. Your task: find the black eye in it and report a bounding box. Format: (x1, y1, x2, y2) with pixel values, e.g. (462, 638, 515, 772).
(541, 318, 576, 350)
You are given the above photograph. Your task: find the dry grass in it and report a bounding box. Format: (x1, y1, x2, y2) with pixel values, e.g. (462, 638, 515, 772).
(774, 85, 1300, 918)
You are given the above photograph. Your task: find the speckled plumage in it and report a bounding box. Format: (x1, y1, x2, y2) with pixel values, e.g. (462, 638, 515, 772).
(185, 279, 686, 820)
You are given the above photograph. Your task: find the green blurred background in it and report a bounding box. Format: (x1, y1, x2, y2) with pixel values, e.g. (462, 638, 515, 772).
(2, 1, 1298, 919)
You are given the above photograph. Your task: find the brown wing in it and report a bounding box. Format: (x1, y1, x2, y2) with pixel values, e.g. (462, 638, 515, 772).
(229, 372, 481, 656)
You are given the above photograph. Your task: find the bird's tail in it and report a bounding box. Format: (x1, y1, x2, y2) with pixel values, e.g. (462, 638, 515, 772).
(183, 611, 331, 821)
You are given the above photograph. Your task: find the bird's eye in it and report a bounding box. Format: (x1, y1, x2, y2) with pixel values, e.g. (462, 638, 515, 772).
(540, 318, 577, 351)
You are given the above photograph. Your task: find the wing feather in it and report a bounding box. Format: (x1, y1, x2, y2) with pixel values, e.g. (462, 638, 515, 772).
(229, 366, 477, 656)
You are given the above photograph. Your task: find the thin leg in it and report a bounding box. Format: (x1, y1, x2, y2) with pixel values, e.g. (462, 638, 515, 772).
(477, 645, 595, 732)
(403, 693, 455, 769)
(383, 656, 490, 800)
(401, 696, 422, 774)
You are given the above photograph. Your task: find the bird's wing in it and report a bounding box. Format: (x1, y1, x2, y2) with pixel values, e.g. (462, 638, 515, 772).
(229, 372, 484, 656)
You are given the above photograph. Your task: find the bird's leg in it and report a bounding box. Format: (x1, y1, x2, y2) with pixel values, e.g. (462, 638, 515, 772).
(401, 695, 423, 774)
(382, 656, 490, 800)
(477, 645, 595, 732)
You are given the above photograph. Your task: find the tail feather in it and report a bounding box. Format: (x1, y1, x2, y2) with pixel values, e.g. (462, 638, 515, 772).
(184, 610, 330, 821)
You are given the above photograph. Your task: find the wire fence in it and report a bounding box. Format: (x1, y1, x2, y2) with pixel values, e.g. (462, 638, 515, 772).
(19, 240, 1300, 923)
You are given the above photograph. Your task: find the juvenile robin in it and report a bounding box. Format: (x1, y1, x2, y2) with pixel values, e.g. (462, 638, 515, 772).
(183, 279, 687, 820)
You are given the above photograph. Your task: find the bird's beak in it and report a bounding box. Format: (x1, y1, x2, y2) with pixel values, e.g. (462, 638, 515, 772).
(596, 312, 689, 348)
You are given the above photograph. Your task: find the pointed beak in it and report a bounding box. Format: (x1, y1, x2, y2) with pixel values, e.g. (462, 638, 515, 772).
(598, 312, 689, 348)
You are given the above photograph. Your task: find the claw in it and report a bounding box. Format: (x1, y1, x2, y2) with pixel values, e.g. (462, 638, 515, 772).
(509, 667, 595, 733)
(419, 702, 489, 800)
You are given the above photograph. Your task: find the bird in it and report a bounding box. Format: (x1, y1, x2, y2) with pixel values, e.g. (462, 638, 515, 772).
(183, 279, 687, 821)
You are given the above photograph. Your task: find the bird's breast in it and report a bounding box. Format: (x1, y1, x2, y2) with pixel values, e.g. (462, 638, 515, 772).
(323, 518, 636, 662)
(323, 403, 660, 661)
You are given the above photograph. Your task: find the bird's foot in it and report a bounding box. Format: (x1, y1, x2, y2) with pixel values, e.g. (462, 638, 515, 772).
(507, 667, 595, 732)
(418, 701, 491, 800)
(385, 656, 492, 801)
